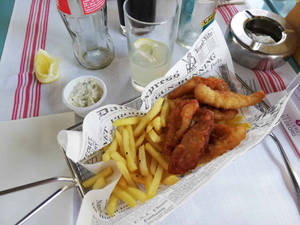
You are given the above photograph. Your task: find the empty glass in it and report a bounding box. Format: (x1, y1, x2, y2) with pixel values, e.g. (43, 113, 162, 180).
(177, 0, 217, 48)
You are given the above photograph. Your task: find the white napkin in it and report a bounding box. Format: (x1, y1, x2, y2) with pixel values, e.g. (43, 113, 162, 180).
(0, 112, 76, 225)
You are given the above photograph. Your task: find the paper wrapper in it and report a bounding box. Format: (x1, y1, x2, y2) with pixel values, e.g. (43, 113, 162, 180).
(57, 21, 298, 225)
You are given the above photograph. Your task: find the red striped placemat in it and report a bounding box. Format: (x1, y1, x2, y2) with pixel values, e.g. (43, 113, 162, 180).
(12, 0, 51, 120)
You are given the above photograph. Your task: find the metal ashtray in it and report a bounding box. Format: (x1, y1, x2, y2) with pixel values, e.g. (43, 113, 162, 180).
(226, 9, 298, 70)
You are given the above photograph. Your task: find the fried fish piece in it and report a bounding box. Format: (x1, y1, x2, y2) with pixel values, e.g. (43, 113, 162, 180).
(202, 105, 238, 121)
(198, 124, 247, 164)
(175, 99, 199, 140)
(163, 99, 198, 156)
(194, 83, 265, 109)
(168, 108, 214, 174)
(168, 77, 230, 99)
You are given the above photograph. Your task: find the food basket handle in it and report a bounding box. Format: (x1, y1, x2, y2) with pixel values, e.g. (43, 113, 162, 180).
(0, 176, 77, 195)
(15, 183, 76, 225)
(0, 177, 78, 225)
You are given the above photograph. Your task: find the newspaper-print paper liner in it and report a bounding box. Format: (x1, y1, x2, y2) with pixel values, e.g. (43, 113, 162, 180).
(56, 21, 298, 225)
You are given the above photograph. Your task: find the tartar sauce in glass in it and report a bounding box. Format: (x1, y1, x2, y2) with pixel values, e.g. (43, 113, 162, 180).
(68, 78, 103, 107)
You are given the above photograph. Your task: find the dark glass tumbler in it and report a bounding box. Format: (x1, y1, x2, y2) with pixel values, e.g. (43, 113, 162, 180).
(117, 0, 156, 35)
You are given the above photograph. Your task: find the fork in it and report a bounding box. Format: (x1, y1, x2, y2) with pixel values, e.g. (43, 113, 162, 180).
(235, 73, 300, 210)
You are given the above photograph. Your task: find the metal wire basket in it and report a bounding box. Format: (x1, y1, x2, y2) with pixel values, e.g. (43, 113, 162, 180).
(2, 71, 299, 224)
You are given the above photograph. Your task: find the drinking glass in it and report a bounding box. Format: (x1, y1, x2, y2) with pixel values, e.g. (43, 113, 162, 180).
(117, 0, 126, 35)
(123, 0, 181, 92)
(177, 0, 217, 49)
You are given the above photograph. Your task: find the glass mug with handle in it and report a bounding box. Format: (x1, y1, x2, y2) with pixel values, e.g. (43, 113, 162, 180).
(123, 0, 181, 92)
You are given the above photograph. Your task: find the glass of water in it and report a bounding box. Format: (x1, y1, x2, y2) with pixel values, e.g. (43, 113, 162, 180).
(123, 0, 181, 92)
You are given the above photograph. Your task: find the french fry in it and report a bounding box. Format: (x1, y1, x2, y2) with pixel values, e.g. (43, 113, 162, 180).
(152, 117, 162, 133)
(102, 138, 118, 161)
(130, 172, 145, 184)
(82, 167, 113, 189)
(138, 145, 149, 176)
(107, 138, 118, 153)
(134, 98, 164, 137)
(102, 151, 111, 161)
(111, 151, 127, 165)
(126, 187, 147, 203)
(92, 176, 106, 189)
(148, 129, 162, 143)
(135, 133, 145, 149)
(240, 122, 251, 130)
(112, 187, 136, 208)
(127, 125, 137, 163)
(107, 194, 119, 217)
(150, 157, 158, 176)
(115, 129, 125, 156)
(145, 135, 163, 153)
(113, 117, 140, 127)
(122, 128, 137, 171)
(145, 143, 168, 170)
(162, 175, 179, 185)
(146, 123, 153, 133)
(116, 161, 137, 187)
(160, 99, 169, 127)
(147, 165, 163, 198)
(144, 174, 153, 195)
(117, 176, 128, 189)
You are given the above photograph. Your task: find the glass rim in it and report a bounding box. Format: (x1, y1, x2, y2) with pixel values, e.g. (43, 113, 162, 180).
(123, 0, 178, 26)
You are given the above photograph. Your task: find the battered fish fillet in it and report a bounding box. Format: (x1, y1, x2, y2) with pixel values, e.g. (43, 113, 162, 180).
(168, 77, 230, 99)
(198, 124, 247, 164)
(168, 108, 214, 174)
(163, 99, 199, 156)
(194, 83, 265, 109)
(175, 99, 199, 140)
(202, 105, 238, 121)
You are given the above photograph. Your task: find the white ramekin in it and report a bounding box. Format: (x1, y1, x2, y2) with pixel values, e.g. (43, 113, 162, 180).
(62, 75, 107, 117)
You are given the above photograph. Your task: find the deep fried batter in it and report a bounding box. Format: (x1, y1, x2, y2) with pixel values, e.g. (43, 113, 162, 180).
(175, 99, 199, 140)
(202, 105, 238, 121)
(194, 83, 265, 109)
(168, 108, 214, 174)
(198, 124, 247, 164)
(163, 99, 198, 156)
(168, 77, 230, 99)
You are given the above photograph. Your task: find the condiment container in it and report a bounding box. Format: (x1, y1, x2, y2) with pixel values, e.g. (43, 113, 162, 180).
(63, 76, 107, 117)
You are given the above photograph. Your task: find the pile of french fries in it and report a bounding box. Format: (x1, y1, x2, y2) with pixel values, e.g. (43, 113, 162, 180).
(81, 98, 179, 216)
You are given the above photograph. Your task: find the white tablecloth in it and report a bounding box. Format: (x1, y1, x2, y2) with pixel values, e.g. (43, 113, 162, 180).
(0, 0, 299, 225)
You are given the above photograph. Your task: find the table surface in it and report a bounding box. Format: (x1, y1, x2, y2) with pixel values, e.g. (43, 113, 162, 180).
(0, 1, 299, 225)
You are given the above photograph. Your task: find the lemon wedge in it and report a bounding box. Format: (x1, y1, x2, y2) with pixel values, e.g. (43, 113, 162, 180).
(133, 38, 168, 65)
(34, 49, 60, 84)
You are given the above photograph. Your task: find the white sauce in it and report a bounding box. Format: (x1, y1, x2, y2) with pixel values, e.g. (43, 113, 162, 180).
(69, 78, 103, 107)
